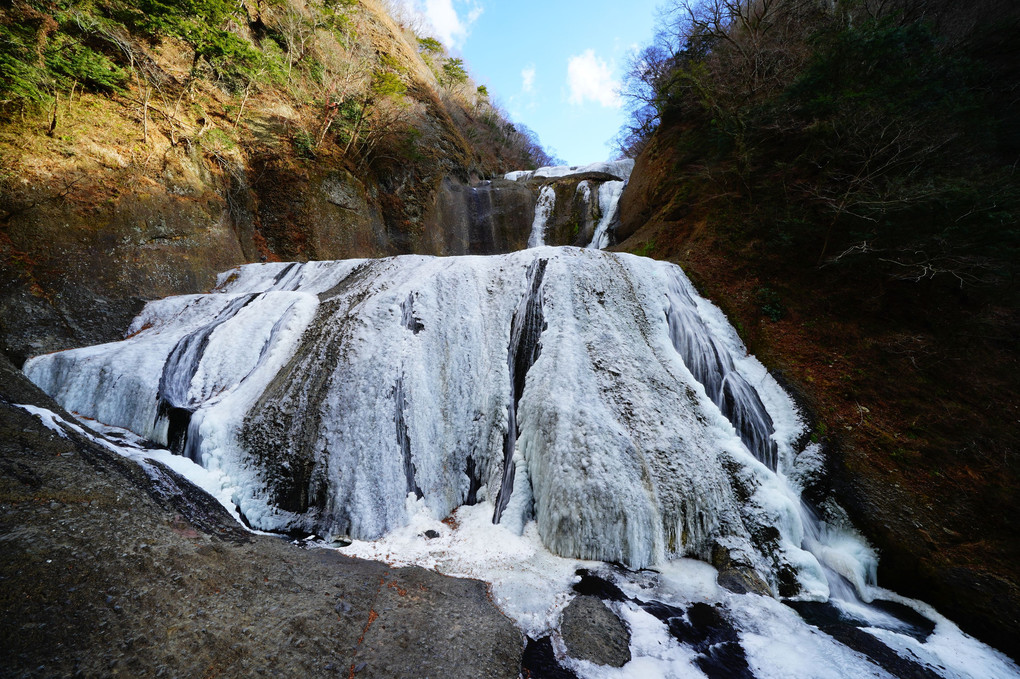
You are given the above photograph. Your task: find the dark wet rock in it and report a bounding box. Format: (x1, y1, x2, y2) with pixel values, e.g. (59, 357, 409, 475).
(428, 178, 535, 255)
(787, 600, 942, 679)
(521, 636, 577, 679)
(0, 356, 523, 679)
(711, 543, 772, 597)
(641, 600, 753, 679)
(868, 600, 937, 641)
(0, 286, 141, 367)
(571, 569, 627, 602)
(559, 595, 631, 667)
(717, 567, 772, 596)
(639, 599, 687, 622)
(424, 529, 440, 539)
(671, 603, 752, 679)
(787, 599, 938, 676)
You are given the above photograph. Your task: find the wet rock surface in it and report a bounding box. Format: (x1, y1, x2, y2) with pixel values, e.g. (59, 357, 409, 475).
(559, 596, 631, 667)
(641, 601, 753, 679)
(571, 569, 753, 679)
(521, 636, 578, 679)
(0, 356, 522, 679)
(571, 569, 627, 602)
(0, 285, 146, 368)
(787, 600, 941, 679)
(428, 177, 535, 255)
(711, 543, 773, 597)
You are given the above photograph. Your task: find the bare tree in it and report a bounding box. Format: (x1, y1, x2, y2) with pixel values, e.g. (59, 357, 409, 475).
(617, 0, 824, 156)
(304, 16, 374, 148)
(279, 8, 316, 83)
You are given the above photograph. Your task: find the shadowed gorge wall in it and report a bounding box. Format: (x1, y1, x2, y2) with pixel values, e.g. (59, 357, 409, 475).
(427, 178, 535, 255)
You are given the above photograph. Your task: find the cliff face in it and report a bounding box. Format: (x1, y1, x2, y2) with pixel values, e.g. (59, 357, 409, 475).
(0, 0, 550, 363)
(428, 178, 535, 255)
(617, 121, 1020, 658)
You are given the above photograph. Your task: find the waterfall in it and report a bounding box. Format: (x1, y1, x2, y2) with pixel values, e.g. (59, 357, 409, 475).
(511, 159, 633, 250)
(663, 274, 778, 470)
(587, 180, 626, 250)
(21, 245, 1019, 678)
(155, 293, 257, 458)
(528, 185, 556, 247)
(17, 133, 1019, 675)
(493, 258, 548, 523)
(24, 248, 834, 587)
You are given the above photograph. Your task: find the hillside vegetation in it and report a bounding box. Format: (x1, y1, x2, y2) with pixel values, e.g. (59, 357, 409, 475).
(0, 0, 551, 172)
(617, 0, 1020, 656)
(0, 0, 553, 361)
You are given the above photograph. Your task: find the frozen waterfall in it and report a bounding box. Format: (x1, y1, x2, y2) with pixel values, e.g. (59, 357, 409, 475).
(505, 158, 635, 183)
(587, 179, 626, 250)
(510, 159, 632, 250)
(25, 247, 840, 597)
(527, 185, 556, 248)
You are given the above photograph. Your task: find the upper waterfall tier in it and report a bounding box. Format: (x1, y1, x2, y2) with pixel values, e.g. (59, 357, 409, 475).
(24, 248, 828, 596)
(427, 160, 633, 255)
(511, 159, 633, 250)
(505, 159, 635, 183)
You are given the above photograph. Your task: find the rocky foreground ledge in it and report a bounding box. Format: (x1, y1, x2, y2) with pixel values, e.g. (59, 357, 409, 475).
(0, 356, 522, 679)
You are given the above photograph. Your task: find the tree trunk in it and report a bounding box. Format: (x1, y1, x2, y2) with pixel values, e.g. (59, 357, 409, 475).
(47, 92, 59, 137)
(142, 86, 152, 144)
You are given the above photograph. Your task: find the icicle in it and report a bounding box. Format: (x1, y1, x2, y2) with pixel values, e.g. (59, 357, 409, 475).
(663, 273, 778, 470)
(155, 294, 257, 456)
(588, 180, 626, 250)
(400, 293, 424, 334)
(394, 376, 424, 499)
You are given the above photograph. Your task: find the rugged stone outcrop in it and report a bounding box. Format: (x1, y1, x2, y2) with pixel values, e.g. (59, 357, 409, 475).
(0, 355, 523, 678)
(559, 596, 631, 668)
(427, 177, 535, 254)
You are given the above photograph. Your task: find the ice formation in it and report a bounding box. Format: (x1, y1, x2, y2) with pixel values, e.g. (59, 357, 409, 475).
(505, 159, 635, 182)
(588, 180, 626, 250)
(26, 247, 832, 595)
(528, 185, 557, 247)
(512, 159, 632, 250)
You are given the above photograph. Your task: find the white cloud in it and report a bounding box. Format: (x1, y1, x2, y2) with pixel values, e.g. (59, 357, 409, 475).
(393, 0, 482, 48)
(423, 0, 464, 45)
(521, 65, 536, 93)
(566, 49, 622, 108)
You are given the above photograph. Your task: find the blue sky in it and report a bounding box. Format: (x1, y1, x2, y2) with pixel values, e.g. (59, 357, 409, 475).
(391, 0, 662, 165)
